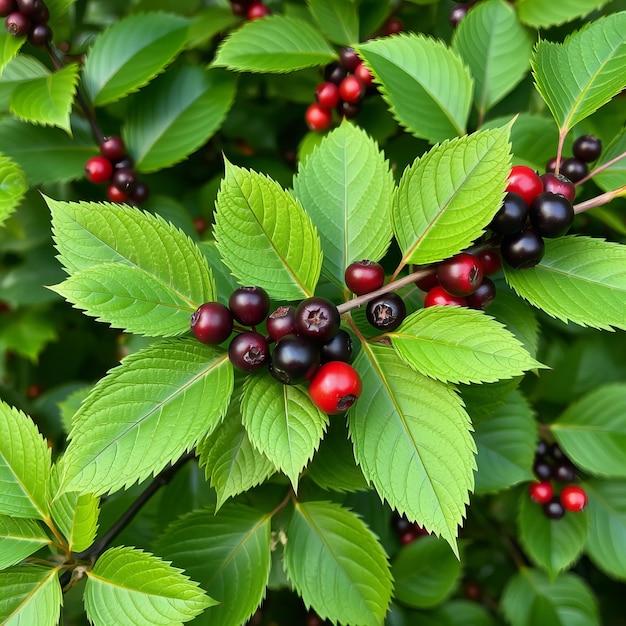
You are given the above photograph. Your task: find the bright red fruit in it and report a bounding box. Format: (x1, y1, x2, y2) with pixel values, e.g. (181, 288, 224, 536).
(353, 62, 373, 88)
(344, 259, 385, 295)
(85, 156, 113, 183)
(190, 302, 234, 345)
(424, 286, 467, 308)
(315, 81, 340, 109)
(247, 1, 270, 19)
(540, 172, 576, 202)
(106, 184, 128, 203)
(529, 481, 553, 504)
(506, 165, 543, 207)
(305, 103, 332, 131)
(309, 361, 362, 414)
(436, 252, 483, 297)
(560, 485, 588, 512)
(338, 75, 365, 104)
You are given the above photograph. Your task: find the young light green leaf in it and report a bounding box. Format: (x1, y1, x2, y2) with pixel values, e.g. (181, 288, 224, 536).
(284, 500, 393, 626)
(307, 0, 359, 46)
(392, 535, 461, 608)
(0, 401, 51, 520)
(83, 12, 190, 106)
(241, 371, 328, 488)
(0, 55, 51, 110)
(501, 569, 599, 626)
(84, 546, 214, 626)
(518, 494, 588, 578)
(504, 236, 626, 331)
(0, 517, 50, 570)
(517, 0, 612, 28)
(0, 565, 62, 626)
(0, 32, 25, 75)
(356, 34, 472, 143)
(51, 262, 200, 337)
(389, 307, 543, 384)
(213, 15, 336, 73)
(154, 504, 272, 626)
(552, 383, 626, 478)
(0, 153, 26, 227)
(474, 391, 536, 494)
(214, 160, 322, 300)
(60, 339, 234, 496)
(293, 121, 394, 287)
(453, 0, 534, 116)
(584, 479, 626, 580)
(348, 343, 475, 553)
(393, 126, 512, 266)
(532, 12, 626, 132)
(47, 198, 215, 307)
(10, 63, 79, 134)
(123, 66, 237, 173)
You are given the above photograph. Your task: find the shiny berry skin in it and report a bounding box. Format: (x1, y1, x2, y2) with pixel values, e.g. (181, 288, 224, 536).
(415, 271, 439, 292)
(266, 305, 296, 341)
(16, 0, 41, 15)
(320, 329, 353, 363)
(112, 168, 136, 193)
(391, 512, 412, 534)
(270, 334, 320, 385)
(466, 277, 496, 309)
(365, 292, 406, 331)
(476, 249, 501, 276)
(30, 1, 47, 23)
(85, 156, 113, 183)
(345, 259, 385, 296)
(106, 184, 128, 203)
(385, 17, 403, 35)
(545, 157, 558, 174)
(540, 173, 575, 202)
(324, 62, 347, 85)
(228, 331, 269, 371)
(353, 62, 373, 88)
(424, 286, 467, 308)
(552, 460, 576, 483)
(560, 157, 588, 183)
(536, 439, 550, 458)
(247, 2, 270, 19)
(543, 497, 566, 520)
(437, 252, 483, 297)
(309, 361, 362, 414)
(529, 481, 554, 504)
(529, 192, 574, 238)
(5, 12, 29, 35)
(489, 192, 528, 235)
(228, 286, 270, 327)
(193, 216, 208, 235)
(449, 3, 469, 27)
(191, 302, 234, 345)
(533, 459, 552, 481)
(560, 485, 587, 512)
(100, 136, 126, 161)
(572, 134, 602, 162)
(500, 229, 545, 269)
(338, 75, 365, 104)
(506, 165, 543, 207)
(294, 297, 340, 342)
(230, 0, 252, 16)
(114, 156, 134, 171)
(305, 103, 332, 131)
(131, 182, 150, 204)
(315, 81, 340, 110)
(337, 100, 361, 119)
(550, 442, 566, 461)
(0, 1, 16, 17)
(28, 23, 51, 45)
(339, 46, 360, 72)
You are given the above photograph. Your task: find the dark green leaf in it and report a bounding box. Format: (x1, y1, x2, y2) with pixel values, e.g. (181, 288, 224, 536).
(308, 0, 359, 46)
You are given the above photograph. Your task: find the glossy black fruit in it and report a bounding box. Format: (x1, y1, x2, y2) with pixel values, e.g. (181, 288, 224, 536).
(560, 157, 588, 183)
(324, 62, 348, 85)
(533, 459, 552, 481)
(552, 460, 576, 483)
(27, 22, 50, 45)
(365, 292, 406, 331)
(270, 334, 320, 385)
(543, 497, 566, 520)
(229, 286, 270, 327)
(294, 297, 340, 342)
(319, 329, 353, 363)
(112, 168, 136, 193)
(339, 46, 360, 71)
(500, 229, 545, 269)
(572, 134, 602, 162)
(228, 331, 269, 372)
(466, 277, 496, 309)
(529, 192, 574, 238)
(489, 192, 528, 235)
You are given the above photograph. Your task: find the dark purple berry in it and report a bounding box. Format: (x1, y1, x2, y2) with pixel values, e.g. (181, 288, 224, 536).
(500, 229, 545, 270)
(15, 0, 41, 15)
(229, 286, 270, 327)
(266, 305, 296, 341)
(339, 46, 360, 72)
(5, 11, 29, 35)
(230, 0, 252, 16)
(337, 100, 361, 119)
(294, 297, 340, 342)
(0, 0, 16, 17)
(27, 23, 51, 46)
(550, 442, 566, 461)
(131, 182, 150, 204)
(365, 292, 406, 332)
(228, 331, 269, 372)
(540, 173, 575, 202)
(345, 260, 385, 296)
(543, 497, 566, 520)
(533, 459, 552, 481)
(528, 192, 574, 238)
(114, 156, 134, 171)
(466, 277, 496, 309)
(319, 329, 353, 363)
(572, 134, 602, 163)
(536, 439, 549, 458)
(100, 136, 127, 161)
(552, 460, 576, 483)
(391, 512, 412, 534)
(191, 302, 233, 345)
(112, 168, 136, 193)
(30, 1, 48, 23)
(546, 157, 557, 174)
(324, 62, 348, 86)
(489, 192, 528, 235)
(449, 4, 469, 27)
(270, 334, 320, 385)
(560, 157, 588, 183)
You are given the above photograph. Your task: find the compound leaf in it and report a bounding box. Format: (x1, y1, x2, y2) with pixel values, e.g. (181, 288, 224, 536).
(0, 517, 50, 570)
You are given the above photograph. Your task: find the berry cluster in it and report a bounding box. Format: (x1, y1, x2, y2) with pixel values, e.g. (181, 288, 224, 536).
(489, 165, 576, 269)
(391, 511, 429, 545)
(228, 0, 270, 20)
(546, 134, 603, 183)
(191, 287, 362, 415)
(305, 47, 374, 132)
(528, 439, 587, 520)
(2, 0, 51, 46)
(84, 136, 149, 205)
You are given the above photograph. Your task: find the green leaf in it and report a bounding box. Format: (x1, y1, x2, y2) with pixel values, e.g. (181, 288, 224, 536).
(123, 66, 237, 173)
(393, 126, 512, 266)
(348, 343, 475, 552)
(593, 127, 626, 192)
(284, 500, 393, 626)
(48, 198, 215, 308)
(0, 32, 24, 75)
(46, 0, 76, 19)
(453, 0, 534, 115)
(0, 308, 58, 361)
(0, 153, 26, 227)
(427, 599, 496, 626)
(501, 569, 599, 626)
(213, 15, 336, 73)
(293, 121, 394, 287)
(197, 392, 275, 509)
(214, 160, 322, 301)
(60, 339, 234, 496)
(392, 535, 462, 609)
(356, 34, 472, 143)
(518, 494, 588, 577)
(0, 55, 51, 109)
(154, 504, 272, 626)
(552, 383, 626, 478)
(0, 565, 62, 626)
(0, 401, 51, 520)
(186, 8, 240, 49)
(474, 391, 536, 494)
(517, 0, 612, 28)
(10, 63, 79, 134)
(0, 517, 50, 570)
(531, 12, 626, 132)
(584, 479, 626, 580)
(83, 12, 190, 106)
(504, 236, 626, 331)
(84, 546, 214, 626)
(307, 0, 359, 46)
(389, 307, 542, 385)
(51, 262, 200, 337)
(241, 370, 328, 488)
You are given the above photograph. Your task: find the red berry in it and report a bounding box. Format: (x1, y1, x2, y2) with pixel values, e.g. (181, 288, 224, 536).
(5, 11, 29, 36)
(540, 173, 576, 202)
(529, 481, 553, 504)
(0, 1, 16, 18)
(415, 270, 439, 292)
(309, 361, 362, 414)
(247, 2, 270, 19)
(315, 82, 340, 110)
(384, 17, 403, 36)
(106, 184, 128, 203)
(339, 46, 360, 72)
(353, 62, 373, 88)
(266, 306, 296, 341)
(305, 103, 332, 132)
(476, 249, 501, 276)
(85, 156, 113, 184)
(560, 485, 588, 512)
(436, 252, 483, 297)
(100, 136, 126, 161)
(399, 529, 419, 545)
(338, 75, 365, 104)
(191, 302, 234, 345)
(506, 165, 543, 207)
(424, 285, 467, 308)
(344, 259, 385, 296)
(193, 216, 208, 235)
(16, 0, 41, 15)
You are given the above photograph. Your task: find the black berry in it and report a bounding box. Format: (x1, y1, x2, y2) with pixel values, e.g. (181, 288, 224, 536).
(533, 459, 552, 481)
(228, 331, 269, 372)
(365, 292, 406, 331)
(552, 460, 576, 483)
(294, 297, 340, 342)
(270, 334, 320, 385)
(131, 182, 150, 204)
(339, 46, 360, 72)
(319, 329, 353, 363)
(500, 229, 545, 269)
(112, 168, 136, 193)
(191, 302, 233, 345)
(466, 277, 496, 309)
(489, 192, 528, 235)
(528, 192, 574, 238)
(228, 286, 270, 327)
(16, 0, 41, 15)
(324, 62, 348, 86)
(27, 23, 51, 46)
(572, 134, 602, 163)
(337, 100, 361, 119)
(560, 157, 588, 183)
(550, 442, 566, 461)
(449, 3, 469, 27)
(543, 497, 566, 520)
(266, 305, 296, 341)
(535, 439, 549, 458)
